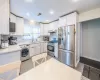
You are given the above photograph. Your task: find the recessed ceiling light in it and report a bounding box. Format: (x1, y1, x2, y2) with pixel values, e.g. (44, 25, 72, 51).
(46, 20, 49, 22)
(49, 10, 54, 15)
(26, 12, 30, 16)
(25, 0, 33, 3)
(73, 0, 79, 2)
(30, 20, 34, 23)
(30, 20, 36, 25)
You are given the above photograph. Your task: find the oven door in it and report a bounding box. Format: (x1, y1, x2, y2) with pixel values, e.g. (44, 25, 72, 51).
(47, 45, 54, 52)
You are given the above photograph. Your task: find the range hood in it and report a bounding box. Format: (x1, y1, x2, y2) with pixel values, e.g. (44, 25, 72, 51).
(48, 30, 57, 33)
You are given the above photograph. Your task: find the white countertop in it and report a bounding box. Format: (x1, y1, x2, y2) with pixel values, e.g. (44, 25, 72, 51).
(0, 45, 21, 54)
(0, 41, 48, 55)
(14, 58, 82, 80)
(18, 41, 48, 45)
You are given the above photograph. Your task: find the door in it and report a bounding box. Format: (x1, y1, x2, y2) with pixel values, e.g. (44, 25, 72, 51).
(65, 25, 75, 52)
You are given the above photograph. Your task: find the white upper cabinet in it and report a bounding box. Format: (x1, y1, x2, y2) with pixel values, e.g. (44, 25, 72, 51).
(43, 24, 49, 35)
(16, 17, 24, 35)
(59, 16, 67, 27)
(0, 0, 9, 34)
(40, 24, 44, 36)
(49, 21, 58, 31)
(10, 16, 24, 35)
(10, 14, 16, 23)
(66, 12, 77, 25)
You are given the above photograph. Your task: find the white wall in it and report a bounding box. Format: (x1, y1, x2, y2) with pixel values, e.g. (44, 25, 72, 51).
(81, 18, 100, 62)
(79, 8, 100, 22)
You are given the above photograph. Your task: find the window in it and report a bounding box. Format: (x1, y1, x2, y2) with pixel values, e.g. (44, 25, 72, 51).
(23, 23, 40, 40)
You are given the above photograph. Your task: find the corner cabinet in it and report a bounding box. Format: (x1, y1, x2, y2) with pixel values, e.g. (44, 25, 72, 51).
(0, 0, 9, 34)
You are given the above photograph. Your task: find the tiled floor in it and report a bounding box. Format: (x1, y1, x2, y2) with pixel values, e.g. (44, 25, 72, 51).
(20, 55, 89, 80)
(20, 55, 52, 74)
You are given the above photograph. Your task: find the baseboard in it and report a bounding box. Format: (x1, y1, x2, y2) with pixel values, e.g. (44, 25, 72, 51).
(80, 57, 100, 69)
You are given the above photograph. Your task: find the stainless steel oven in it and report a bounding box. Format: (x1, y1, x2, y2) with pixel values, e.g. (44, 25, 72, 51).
(47, 42, 58, 58)
(47, 45, 54, 52)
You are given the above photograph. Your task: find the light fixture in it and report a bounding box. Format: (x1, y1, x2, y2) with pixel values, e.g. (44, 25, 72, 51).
(30, 20, 35, 25)
(73, 0, 79, 2)
(26, 12, 30, 16)
(30, 20, 34, 23)
(49, 10, 54, 15)
(45, 20, 49, 22)
(25, 0, 33, 3)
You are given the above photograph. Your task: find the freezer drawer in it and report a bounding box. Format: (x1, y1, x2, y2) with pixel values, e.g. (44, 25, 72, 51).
(58, 49, 74, 67)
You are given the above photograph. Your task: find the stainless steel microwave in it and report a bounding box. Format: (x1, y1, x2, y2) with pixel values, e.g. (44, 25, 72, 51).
(9, 22, 16, 32)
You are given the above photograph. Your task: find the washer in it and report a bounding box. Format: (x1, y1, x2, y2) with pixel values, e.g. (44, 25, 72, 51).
(20, 44, 30, 61)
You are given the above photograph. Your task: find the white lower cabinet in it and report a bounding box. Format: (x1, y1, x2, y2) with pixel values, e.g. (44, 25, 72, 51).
(40, 42, 48, 53)
(35, 46, 40, 55)
(40, 43, 44, 53)
(30, 46, 36, 57)
(43, 42, 47, 53)
(30, 43, 41, 57)
(30, 42, 48, 57)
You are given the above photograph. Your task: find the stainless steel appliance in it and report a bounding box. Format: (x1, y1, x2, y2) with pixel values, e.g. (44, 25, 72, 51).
(8, 36, 17, 45)
(47, 42, 58, 58)
(58, 25, 75, 67)
(1, 40, 9, 49)
(43, 36, 49, 41)
(20, 44, 30, 61)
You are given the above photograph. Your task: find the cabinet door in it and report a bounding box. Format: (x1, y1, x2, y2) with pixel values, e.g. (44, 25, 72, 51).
(40, 43, 44, 53)
(43, 24, 49, 35)
(67, 12, 77, 25)
(30, 47, 36, 57)
(59, 16, 67, 27)
(35, 46, 41, 55)
(16, 17, 24, 35)
(40, 24, 44, 35)
(10, 14, 16, 23)
(0, 0, 9, 34)
(43, 42, 47, 52)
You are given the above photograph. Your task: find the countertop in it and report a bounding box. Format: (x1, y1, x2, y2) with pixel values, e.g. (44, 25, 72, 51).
(14, 58, 82, 80)
(18, 41, 48, 45)
(0, 45, 21, 55)
(0, 41, 48, 55)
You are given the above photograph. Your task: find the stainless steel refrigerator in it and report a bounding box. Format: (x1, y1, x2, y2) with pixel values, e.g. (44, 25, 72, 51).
(58, 25, 75, 67)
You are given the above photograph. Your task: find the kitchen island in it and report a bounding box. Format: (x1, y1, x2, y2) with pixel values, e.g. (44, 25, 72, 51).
(14, 58, 82, 80)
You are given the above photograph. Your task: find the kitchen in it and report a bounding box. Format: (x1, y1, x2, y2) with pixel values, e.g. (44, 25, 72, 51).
(0, 0, 100, 80)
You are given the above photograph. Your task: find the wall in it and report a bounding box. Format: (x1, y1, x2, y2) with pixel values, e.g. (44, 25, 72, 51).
(81, 18, 100, 62)
(79, 8, 100, 22)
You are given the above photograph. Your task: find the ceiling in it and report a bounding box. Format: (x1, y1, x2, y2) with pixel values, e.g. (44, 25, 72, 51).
(10, 0, 100, 23)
